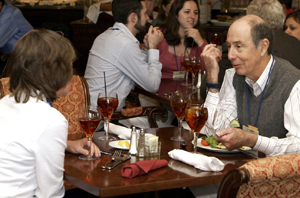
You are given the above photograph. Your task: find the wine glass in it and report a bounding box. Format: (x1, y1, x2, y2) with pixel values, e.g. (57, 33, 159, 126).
(186, 100, 208, 153)
(180, 53, 192, 87)
(170, 92, 190, 141)
(211, 32, 223, 51)
(78, 105, 101, 160)
(97, 92, 118, 141)
(189, 53, 202, 89)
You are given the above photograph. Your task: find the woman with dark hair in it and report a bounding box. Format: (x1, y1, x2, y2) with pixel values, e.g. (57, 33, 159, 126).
(0, 29, 100, 198)
(152, 0, 174, 27)
(157, 0, 208, 79)
(284, 10, 300, 41)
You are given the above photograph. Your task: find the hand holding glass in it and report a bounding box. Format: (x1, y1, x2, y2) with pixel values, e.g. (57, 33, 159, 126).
(97, 92, 118, 141)
(78, 105, 101, 160)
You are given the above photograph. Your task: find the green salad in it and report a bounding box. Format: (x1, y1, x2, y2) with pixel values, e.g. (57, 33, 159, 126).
(205, 135, 226, 149)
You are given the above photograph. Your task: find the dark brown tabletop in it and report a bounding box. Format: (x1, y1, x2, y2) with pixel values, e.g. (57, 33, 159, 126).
(64, 127, 255, 197)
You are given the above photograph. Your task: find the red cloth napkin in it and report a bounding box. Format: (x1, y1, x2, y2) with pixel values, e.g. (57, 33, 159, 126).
(121, 159, 168, 178)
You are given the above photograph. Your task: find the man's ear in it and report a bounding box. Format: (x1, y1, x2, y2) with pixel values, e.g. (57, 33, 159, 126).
(259, 38, 270, 56)
(129, 12, 138, 24)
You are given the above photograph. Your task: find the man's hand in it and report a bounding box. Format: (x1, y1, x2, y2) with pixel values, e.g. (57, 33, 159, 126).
(201, 44, 222, 87)
(66, 138, 101, 158)
(215, 128, 258, 150)
(147, 25, 164, 49)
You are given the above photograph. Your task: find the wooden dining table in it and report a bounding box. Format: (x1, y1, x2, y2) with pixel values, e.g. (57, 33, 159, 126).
(64, 127, 256, 197)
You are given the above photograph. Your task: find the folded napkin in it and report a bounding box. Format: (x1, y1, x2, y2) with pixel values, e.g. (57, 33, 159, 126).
(168, 149, 225, 171)
(104, 123, 131, 139)
(168, 160, 221, 177)
(122, 159, 168, 178)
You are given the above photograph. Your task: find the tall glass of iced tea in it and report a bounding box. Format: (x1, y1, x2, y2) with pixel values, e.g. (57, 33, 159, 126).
(181, 54, 192, 87)
(78, 105, 101, 160)
(186, 101, 208, 152)
(170, 92, 190, 141)
(97, 92, 118, 141)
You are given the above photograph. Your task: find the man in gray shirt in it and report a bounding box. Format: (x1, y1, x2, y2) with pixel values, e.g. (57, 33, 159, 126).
(84, 0, 163, 109)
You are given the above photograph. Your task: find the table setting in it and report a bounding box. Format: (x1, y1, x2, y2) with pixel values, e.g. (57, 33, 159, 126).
(67, 81, 256, 196)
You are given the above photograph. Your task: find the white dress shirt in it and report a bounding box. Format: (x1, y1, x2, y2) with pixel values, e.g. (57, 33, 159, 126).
(204, 56, 300, 156)
(84, 22, 162, 110)
(0, 94, 68, 198)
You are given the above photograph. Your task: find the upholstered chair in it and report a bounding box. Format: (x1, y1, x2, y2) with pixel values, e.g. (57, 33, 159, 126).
(217, 153, 300, 198)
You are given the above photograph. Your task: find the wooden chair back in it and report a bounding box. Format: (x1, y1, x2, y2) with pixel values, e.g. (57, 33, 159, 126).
(217, 153, 300, 198)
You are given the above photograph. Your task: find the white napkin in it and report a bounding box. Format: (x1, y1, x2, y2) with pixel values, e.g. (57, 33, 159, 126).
(168, 160, 223, 177)
(86, 0, 113, 24)
(104, 123, 131, 139)
(168, 149, 225, 171)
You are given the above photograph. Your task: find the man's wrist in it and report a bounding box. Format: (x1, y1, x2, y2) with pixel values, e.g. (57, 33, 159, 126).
(206, 82, 220, 89)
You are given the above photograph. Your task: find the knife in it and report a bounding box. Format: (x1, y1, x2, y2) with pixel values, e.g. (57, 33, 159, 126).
(101, 151, 113, 155)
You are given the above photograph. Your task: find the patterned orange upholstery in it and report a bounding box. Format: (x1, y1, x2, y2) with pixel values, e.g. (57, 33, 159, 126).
(218, 154, 300, 198)
(237, 154, 300, 198)
(53, 75, 90, 140)
(0, 77, 10, 98)
(121, 107, 143, 116)
(0, 75, 90, 140)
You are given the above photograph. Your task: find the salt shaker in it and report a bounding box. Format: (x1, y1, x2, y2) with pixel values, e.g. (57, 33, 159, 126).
(137, 128, 146, 157)
(128, 126, 138, 155)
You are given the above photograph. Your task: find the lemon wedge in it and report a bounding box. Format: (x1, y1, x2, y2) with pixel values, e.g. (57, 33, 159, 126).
(118, 140, 130, 148)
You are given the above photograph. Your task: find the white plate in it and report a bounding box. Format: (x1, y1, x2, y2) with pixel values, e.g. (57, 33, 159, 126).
(109, 140, 130, 150)
(210, 19, 232, 27)
(192, 139, 251, 153)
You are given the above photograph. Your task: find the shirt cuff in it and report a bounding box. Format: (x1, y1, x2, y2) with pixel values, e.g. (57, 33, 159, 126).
(253, 135, 275, 155)
(147, 49, 160, 62)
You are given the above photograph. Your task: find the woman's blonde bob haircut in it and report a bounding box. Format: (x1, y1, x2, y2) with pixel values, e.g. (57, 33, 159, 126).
(8, 29, 76, 103)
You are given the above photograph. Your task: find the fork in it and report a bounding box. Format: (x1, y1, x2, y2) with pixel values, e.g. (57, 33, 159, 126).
(100, 150, 122, 169)
(106, 154, 131, 170)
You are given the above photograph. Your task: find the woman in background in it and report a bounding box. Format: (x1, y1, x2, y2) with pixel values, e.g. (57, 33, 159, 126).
(153, 0, 175, 27)
(284, 10, 300, 41)
(0, 29, 100, 198)
(158, 0, 208, 79)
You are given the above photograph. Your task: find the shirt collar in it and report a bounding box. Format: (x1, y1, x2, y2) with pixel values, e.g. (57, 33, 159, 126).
(245, 55, 275, 96)
(110, 22, 139, 45)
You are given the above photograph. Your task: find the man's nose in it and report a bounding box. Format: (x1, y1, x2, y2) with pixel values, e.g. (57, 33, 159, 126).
(228, 48, 236, 61)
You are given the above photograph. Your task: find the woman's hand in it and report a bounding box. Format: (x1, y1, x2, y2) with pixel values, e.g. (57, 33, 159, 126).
(185, 28, 204, 47)
(66, 138, 101, 158)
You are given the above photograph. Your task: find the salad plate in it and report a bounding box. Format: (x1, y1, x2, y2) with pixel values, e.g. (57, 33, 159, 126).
(192, 139, 251, 154)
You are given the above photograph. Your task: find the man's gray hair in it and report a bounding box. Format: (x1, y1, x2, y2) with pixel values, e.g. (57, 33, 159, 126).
(246, 0, 285, 29)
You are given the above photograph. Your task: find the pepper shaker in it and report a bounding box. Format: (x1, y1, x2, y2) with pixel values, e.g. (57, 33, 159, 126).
(137, 128, 146, 157)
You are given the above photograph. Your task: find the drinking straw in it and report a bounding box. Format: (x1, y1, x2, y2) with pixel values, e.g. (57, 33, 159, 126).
(103, 72, 107, 98)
